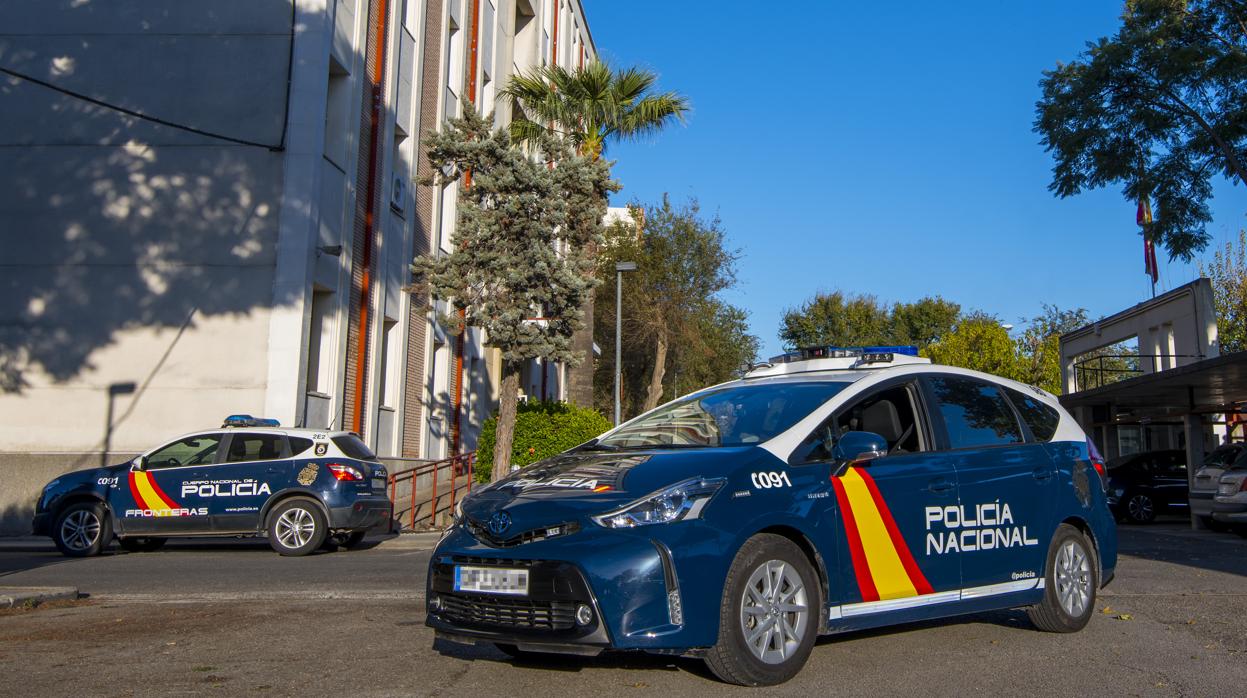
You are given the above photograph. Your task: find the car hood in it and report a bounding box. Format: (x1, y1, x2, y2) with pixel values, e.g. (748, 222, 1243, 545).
(460, 446, 762, 537)
(49, 461, 132, 488)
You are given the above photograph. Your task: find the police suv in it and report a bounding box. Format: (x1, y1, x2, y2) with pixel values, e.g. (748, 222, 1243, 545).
(33, 416, 391, 557)
(427, 347, 1117, 686)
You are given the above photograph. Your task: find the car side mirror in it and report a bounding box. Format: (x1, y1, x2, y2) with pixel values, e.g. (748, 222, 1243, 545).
(132, 455, 147, 471)
(833, 431, 888, 466)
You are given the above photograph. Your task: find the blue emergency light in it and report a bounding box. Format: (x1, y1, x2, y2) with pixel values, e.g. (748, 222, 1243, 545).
(222, 414, 281, 428)
(768, 345, 920, 364)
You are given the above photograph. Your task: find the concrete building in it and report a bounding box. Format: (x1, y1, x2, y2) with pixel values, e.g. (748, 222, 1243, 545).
(0, 0, 596, 533)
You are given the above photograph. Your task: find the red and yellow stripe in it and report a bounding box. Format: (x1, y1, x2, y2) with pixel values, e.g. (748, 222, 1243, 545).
(832, 467, 933, 602)
(128, 471, 179, 513)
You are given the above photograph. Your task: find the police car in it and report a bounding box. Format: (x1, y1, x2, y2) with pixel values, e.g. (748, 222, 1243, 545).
(33, 416, 392, 557)
(426, 347, 1117, 686)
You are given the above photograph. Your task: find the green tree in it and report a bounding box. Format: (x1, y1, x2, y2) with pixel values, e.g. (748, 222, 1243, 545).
(1200, 229, 1247, 352)
(412, 106, 615, 481)
(593, 199, 756, 417)
(1035, 0, 1247, 260)
(779, 292, 960, 352)
(502, 61, 690, 160)
(921, 314, 1024, 380)
(1015, 305, 1091, 394)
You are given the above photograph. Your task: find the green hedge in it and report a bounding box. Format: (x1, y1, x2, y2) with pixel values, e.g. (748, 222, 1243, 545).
(474, 401, 613, 482)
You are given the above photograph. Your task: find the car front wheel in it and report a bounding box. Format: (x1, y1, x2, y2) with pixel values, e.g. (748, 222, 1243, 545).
(1028, 524, 1098, 633)
(267, 499, 328, 556)
(1124, 492, 1156, 523)
(53, 501, 111, 558)
(704, 534, 818, 686)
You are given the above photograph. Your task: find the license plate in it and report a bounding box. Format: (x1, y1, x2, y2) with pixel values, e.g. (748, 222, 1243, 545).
(454, 566, 529, 596)
(372, 477, 386, 492)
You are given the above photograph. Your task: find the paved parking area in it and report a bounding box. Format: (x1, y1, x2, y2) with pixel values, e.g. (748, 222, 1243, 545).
(2, 522, 1247, 696)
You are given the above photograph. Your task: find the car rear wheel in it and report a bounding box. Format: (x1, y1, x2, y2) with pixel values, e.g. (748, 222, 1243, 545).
(118, 537, 167, 553)
(1028, 524, 1098, 633)
(53, 501, 111, 558)
(266, 499, 328, 556)
(1125, 493, 1156, 523)
(704, 534, 818, 686)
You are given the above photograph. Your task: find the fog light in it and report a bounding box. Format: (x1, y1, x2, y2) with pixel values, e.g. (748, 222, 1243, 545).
(429, 594, 441, 612)
(575, 603, 593, 626)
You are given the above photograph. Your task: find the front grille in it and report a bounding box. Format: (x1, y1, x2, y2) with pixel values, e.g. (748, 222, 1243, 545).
(464, 519, 581, 547)
(439, 594, 577, 630)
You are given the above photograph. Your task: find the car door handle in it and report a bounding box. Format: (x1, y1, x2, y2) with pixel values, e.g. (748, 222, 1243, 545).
(928, 478, 954, 494)
(1032, 467, 1053, 482)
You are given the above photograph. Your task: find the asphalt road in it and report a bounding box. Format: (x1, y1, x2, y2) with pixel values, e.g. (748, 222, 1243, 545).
(2, 522, 1247, 696)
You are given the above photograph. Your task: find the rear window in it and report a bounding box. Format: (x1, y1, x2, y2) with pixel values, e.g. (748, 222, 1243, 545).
(1005, 387, 1060, 441)
(289, 437, 314, 456)
(332, 434, 376, 460)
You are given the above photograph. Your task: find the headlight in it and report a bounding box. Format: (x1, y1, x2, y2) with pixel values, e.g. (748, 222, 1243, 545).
(592, 478, 725, 528)
(454, 498, 464, 522)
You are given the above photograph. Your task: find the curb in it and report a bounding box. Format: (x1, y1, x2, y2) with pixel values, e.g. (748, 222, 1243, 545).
(0, 586, 79, 609)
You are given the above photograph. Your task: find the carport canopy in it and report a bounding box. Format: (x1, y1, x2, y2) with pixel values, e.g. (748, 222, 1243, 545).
(1060, 351, 1247, 418)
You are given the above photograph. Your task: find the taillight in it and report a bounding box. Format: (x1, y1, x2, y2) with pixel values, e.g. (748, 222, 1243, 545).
(328, 463, 363, 481)
(1240, 478, 1247, 493)
(1087, 438, 1107, 487)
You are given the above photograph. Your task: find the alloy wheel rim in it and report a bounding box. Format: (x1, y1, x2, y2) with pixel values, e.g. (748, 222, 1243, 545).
(1128, 495, 1153, 520)
(740, 559, 809, 664)
(276, 508, 315, 549)
(60, 509, 100, 551)
(1054, 539, 1091, 617)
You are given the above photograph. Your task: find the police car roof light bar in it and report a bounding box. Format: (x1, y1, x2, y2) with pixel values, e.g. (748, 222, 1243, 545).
(222, 414, 281, 428)
(767, 345, 919, 364)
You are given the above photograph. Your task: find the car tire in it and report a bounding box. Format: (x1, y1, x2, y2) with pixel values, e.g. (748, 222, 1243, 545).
(1124, 493, 1156, 524)
(266, 498, 328, 556)
(118, 537, 167, 553)
(704, 534, 819, 686)
(1028, 523, 1098, 633)
(53, 501, 112, 558)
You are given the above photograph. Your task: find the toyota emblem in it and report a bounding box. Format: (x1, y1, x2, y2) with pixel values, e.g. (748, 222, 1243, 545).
(488, 511, 512, 536)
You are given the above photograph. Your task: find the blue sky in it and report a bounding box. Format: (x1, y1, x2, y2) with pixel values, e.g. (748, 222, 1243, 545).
(584, 0, 1246, 359)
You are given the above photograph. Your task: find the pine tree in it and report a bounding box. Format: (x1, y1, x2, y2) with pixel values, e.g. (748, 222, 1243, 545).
(412, 105, 615, 480)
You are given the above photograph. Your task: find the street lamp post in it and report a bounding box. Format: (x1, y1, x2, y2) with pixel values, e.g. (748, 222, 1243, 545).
(614, 261, 637, 426)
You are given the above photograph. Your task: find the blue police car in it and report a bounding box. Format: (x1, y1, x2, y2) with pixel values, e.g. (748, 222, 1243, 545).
(33, 416, 392, 557)
(427, 348, 1117, 686)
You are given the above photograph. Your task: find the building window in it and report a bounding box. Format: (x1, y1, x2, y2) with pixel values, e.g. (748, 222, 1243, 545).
(306, 290, 336, 395)
(379, 319, 399, 409)
(324, 58, 351, 169)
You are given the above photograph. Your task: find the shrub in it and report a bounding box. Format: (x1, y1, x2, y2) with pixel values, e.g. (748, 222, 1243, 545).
(474, 401, 612, 482)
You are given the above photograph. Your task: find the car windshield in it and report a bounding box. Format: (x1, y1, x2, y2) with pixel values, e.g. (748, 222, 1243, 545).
(594, 381, 850, 449)
(1204, 445, 1246, 469)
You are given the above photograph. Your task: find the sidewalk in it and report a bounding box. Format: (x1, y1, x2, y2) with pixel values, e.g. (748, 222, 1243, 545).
(0, 531, 444, 554)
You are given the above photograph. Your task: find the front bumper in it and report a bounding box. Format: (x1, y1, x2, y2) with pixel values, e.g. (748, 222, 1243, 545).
(31, 511, 53, 537)
(328, 496, 392, 530)
(426, 521, 734, 653)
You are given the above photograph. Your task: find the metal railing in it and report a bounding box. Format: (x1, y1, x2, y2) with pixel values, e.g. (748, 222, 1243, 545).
(1072, 353, 1204, 392)
(386, 451, 475, 532)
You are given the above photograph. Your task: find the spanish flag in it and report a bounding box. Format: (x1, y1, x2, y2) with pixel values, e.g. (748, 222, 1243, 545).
(1138, 197, 1158, 284)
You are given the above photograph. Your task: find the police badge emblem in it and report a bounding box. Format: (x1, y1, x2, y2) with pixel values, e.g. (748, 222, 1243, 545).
(314, 443, 327, 456)
(297, 463, 319, 486)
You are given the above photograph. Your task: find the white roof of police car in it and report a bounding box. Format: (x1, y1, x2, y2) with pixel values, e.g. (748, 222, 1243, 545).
(599, 357, 1083, 462)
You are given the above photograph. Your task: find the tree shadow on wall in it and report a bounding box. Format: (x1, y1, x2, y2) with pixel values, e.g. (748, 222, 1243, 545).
(0, 0, 305, 393)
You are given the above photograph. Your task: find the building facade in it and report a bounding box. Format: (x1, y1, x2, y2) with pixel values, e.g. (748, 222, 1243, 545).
(0, 0, 595, 532)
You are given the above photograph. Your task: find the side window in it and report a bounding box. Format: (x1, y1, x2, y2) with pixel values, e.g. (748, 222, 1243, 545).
(1004, 387, 1060, 441)
(792, 383, 925, 463)
(1161, 453, 1186, 477)
(928, 376, 1023, 450)
(146, 434, 222, 469)
(225, 433, 289, 463)
(289, 437, 314, 456)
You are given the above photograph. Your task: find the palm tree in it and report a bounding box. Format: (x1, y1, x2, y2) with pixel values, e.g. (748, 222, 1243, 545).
(501, 61, 690, 160)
